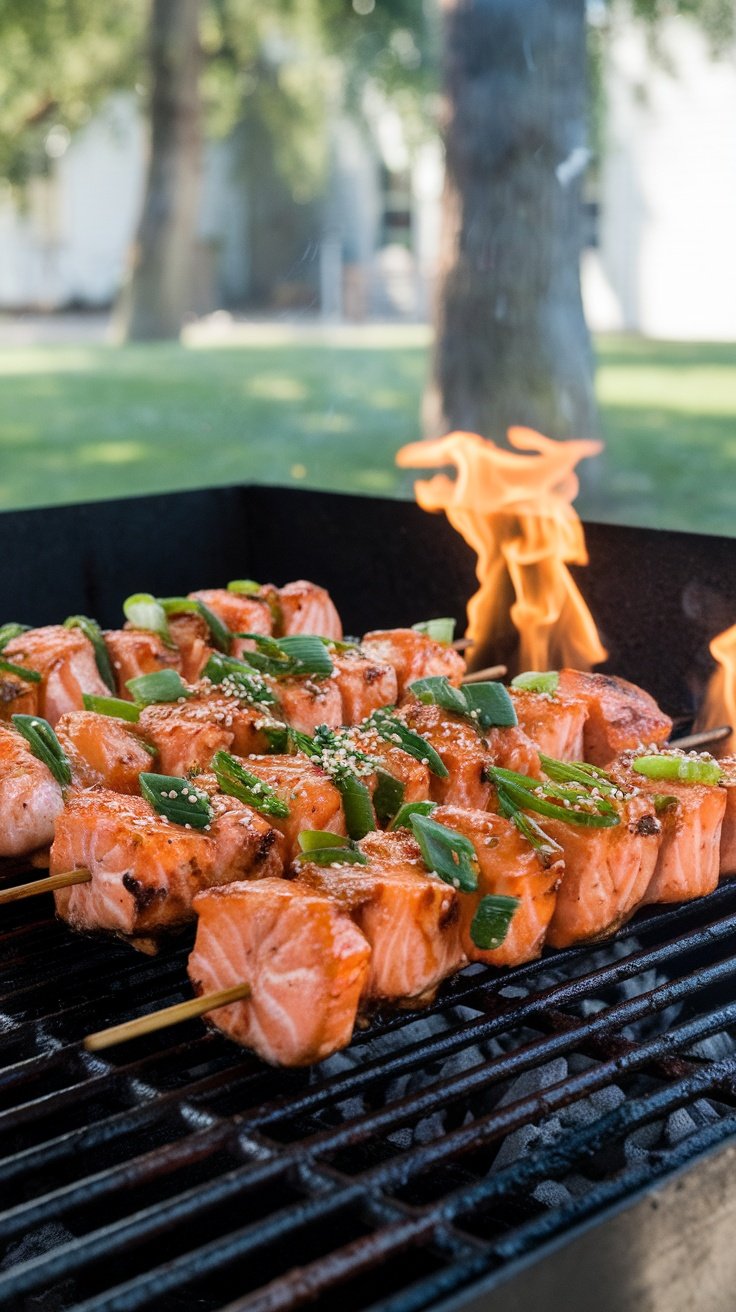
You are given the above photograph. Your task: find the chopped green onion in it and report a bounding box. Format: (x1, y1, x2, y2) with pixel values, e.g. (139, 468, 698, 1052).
(0, 623, 30, 651)
(409, 814, 478, 892)
(369, 711, 449, 779)
(126, 669, 192, 706)
(321, 636, 360, 653)
(488, 766, 620, 829)
(389, 800, 437, 831)
(336, 772, 375, 840)
(139, 773, 213, 829)
(292, 725, 377, 839)
(632, 754, 723, 786)
(373, 769, 405, 824)
(470, 894, 520, 950)
(12, 714, 72, 788)
(411, 618, 456, 645)
(227, 579, 262, 595)
(211, 750, 290, 819)
(64, 614, 116, 691)
(407, 675, 517, 730)
(236, 633, 334, 679)
(261, 724, 291, 754)
(511, 671, 560, 695)
(298, 830, 346, 853)
(82, 693, 141, 723)
(494, 783, 564, 866)
(201, 652, 277, 706)
(0, 657, 42, 683)
(654, 793, 679, 814)
(294, 834, 369, 866)
(159, 597, 231, 654)
(540, 755, 619, 796)
(123, 593, 173, 647)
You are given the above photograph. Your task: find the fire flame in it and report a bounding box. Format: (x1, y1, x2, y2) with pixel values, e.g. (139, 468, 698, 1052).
(397, 428, 607, 672)
(699, 624, 736, 757)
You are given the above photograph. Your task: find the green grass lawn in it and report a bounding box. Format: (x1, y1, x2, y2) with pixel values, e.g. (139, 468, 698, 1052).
(0, 325, 734, 536)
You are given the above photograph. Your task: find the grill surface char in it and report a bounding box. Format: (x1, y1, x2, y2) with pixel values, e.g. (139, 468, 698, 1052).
(1, 484, 736, 1311)
(1, 882, 736, 1312)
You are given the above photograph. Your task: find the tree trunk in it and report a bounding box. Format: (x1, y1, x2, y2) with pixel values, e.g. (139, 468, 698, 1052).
(114, 0, 202, 341)
(424, 0, 598, 441)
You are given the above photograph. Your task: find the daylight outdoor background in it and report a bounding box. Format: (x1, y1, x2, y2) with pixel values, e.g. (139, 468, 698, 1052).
(1, 0, 734, 537)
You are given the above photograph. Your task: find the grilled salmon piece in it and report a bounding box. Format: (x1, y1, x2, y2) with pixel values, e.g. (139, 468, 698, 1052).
(362, 628, 465, 697)
(138, 684, 280, 777)
(266, 675, 342, 734)
(300, 831, 464, 1004)
(168, 613, 212, 683)
(0, 722, 64, 858)
(189, 589, 272, 659)
(399, 702, 540, 809)
(56, 711, 154, 794)
(510, 688, 587, 763)
(348, 725, 431, 805)
(188, 879, 369, 1065)
(557, 670, 673, 766)
(268, 581, 343, 641)
(432, 805, 561, 967)
(720, 759, 736, 877)
(104, 630, 180, 695)
(52, 788, 285, 939)
(244, 755, 347, 857)
(331, 649, 398, 724)
(1, 626, 108, 726)
(543, 794, 662, 947)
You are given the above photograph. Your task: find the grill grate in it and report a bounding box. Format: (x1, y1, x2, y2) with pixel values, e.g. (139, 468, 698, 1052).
(1, 880, 736, 1311)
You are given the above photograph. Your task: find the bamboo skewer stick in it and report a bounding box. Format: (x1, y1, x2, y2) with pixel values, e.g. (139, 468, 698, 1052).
(451, 638, 475, 652)
(462, 664, 508, 685)
(84, 982, 252, 1052)
(671, 725, 732, 752)
(0, 868, 91, 905)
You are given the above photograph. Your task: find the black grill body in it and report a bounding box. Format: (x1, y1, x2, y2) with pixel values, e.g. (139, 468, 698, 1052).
(1, 485, 735, 1312)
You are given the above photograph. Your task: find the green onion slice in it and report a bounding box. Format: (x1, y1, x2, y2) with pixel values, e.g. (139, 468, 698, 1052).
(159, 597, 231, 654)
(123, 593, 173, 647)
(227, 579, 262, 596)
(338, 773, 375, 840)
(470, 894, 520, 950)
(0, 623, 30, 651)
(293, 725, 377, 839)
(261, 724, 291, 754)
(632, 754, 723, 786)
(12, 714, 72, 788)
(373, 769, 405, 825)
(295, 830, 369, 867)
(368, 711, 449, 779)
(0, 657, 42, 683)
(411, 618, 456, 645)
(654, 793, 679, 814)
(494, 783, 564, 866)
(511, 671, 560, 695)
(409, 814, 478, 892)
(237, 633, 334, 679)
(211, 750, 290, 818)
(201, 652, 277, 706)
(139, 773, 213, 829)
(126, 669, 193, 706)
(389, 800, 437, 831)
(540, 754, 619, 796)
(82, 693, 141, 723)
(408, 675, 517, 730)
(488, 766, 620, 829)
(64, 614, 116, 691)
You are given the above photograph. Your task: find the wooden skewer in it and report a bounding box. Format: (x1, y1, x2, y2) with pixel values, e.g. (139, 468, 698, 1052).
(671, 725, 732, 752)
(462, 664, 508, 685)
(451, 638, 475, 652)
(84, 982, 252, 1052)
(0, 868, 91, 905)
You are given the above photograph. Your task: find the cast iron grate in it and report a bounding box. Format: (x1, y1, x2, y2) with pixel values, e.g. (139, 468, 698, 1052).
(1, 878, 736, 1312)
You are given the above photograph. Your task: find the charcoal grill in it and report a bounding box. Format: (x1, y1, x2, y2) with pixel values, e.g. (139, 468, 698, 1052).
(1, 484, 735, 1312)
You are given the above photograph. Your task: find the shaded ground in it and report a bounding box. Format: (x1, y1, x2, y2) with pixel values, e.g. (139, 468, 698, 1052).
(0, 321, 733, 536)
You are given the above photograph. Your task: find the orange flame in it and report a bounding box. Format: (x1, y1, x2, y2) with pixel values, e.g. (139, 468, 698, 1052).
(397, 428, 607, 672)
(699, 624, 736, 756)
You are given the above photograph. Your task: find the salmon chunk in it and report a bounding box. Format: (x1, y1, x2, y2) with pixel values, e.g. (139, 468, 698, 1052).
(266, 675, 342, 735)
(188, 879, 369, 1065)
(348, 725, 431, 806)
(138, 683, 280, 777)
(557, 670, 673, 766)
(720, 759, 736, 877)
(56, 710, 154, 794)
(0, 722, 64, 858)
(543, 794, 662, 947)
(270, 581, 343, 640)
(399, 702, 539, 809)
(52, 787, 284, 939)
(1, 626, 108, 726)
(432, 805, 561, 968)
(244, 755, 346, 856)
(167, 613, 213, 683)
(104, 630, 180, 695)
(189, 589, 272, 659)
(299, 831, 464, 1004)
(511, 688, 587, 763)
(331, 649, 398, 724)
(362, 628, 466, 696)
